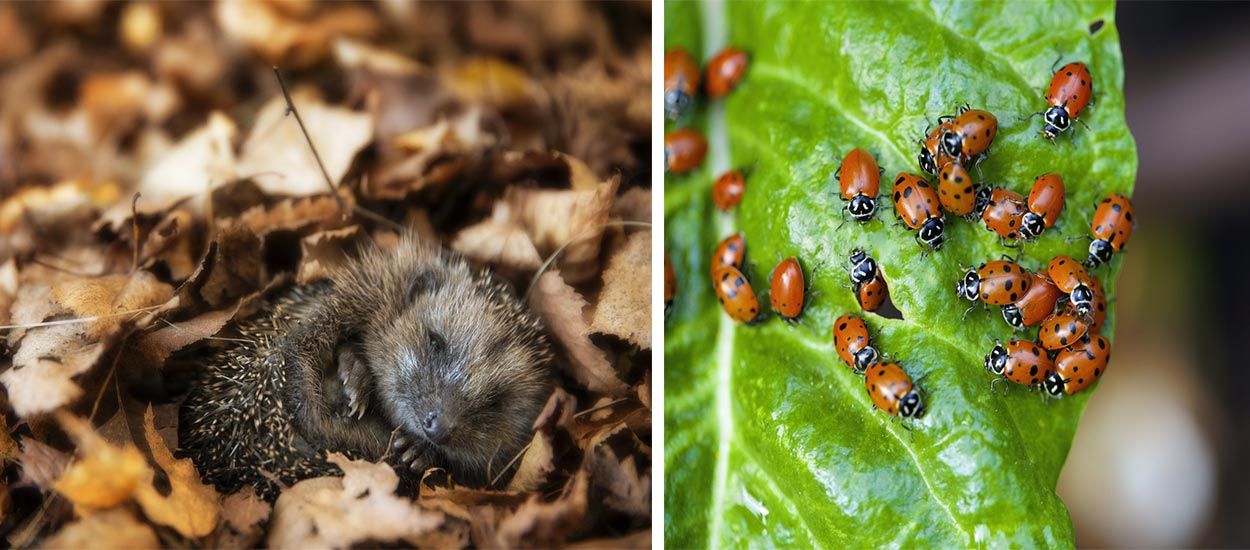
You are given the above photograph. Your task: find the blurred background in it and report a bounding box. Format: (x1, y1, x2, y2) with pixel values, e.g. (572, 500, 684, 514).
(1056, 3, 1250, 546)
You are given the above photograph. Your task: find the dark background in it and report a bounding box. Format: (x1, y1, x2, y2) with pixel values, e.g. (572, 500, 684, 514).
(1056, 3, 1250, 546)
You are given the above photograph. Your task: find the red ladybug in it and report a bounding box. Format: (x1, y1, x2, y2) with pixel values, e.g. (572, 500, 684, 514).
(892, 173, 945, 250)
(848, 249, 878, 286)
(984, 339, 1055, 392)
(1001, 271, 1063, 329)
(838, 148, 881, 222)
(1087, 193, 1135, 268)
(956, 260, 1033, 306)
(937, 162, 976, 216)
(664, 48, 700, 120)
(866, 362, 925, 418)
(664, 252, 677, 307)
(1021, 173, 1066, 239)
(1042, 62, 1093, 140)
(1039, 311, 1090, 351)
(942, 108, 997, 159)
(834, 314, 879, 374)
(1047, 255, 1095, 317)
(712, 170, 746, 211)
(857, 270, 888, 312)
(1044, 334, 1111, 397)
(981, 188, 1027, 241)
(665, 129, 708, 173)
(918, 121, 958, 175)
(706, 47, 748, 98)
(712, 265, 760, 323)
(770, 257, 807, 320)
(711, 233, 745, 277)
(1086, 277, 1108, 333)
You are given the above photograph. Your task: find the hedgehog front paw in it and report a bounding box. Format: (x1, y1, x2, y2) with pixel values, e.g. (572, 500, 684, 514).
(336, 346, 371, 419)
(389, 432, 433, 472)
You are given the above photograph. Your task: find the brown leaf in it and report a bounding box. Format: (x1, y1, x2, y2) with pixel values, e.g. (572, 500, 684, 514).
(44, 508, 160, 550)
(506, 431, 554, 493)
(51, 271, 174, 336)
(237, 93, 373, 197)
(515, 175, 619, 284)
(52, 413, 148, 511)
(134, 298, 244, 368)
(0, 258, 17, 325)
(0, 416, 17, 464)
(589, 447, 649, 519)
(2, 324, 106, 416)
(333, 37, 423, 76)
(296, 225, 365, 285)
(445, 57, 540, 110)
(451, 216, 543, 274)
(565, 530, 652, 549)
(135, 405, 221, 538)
(488, 470, 589, 548)
(138, 111, 237, 215)
(229, 190, 352, 237)
(529, 271, 626, 396)
(215, 487, 272, 550)
(590, 230, 651, 349)
(17, 438, 70, 490)
(611, 187, 651, 224)
(215, 0, 379, 69)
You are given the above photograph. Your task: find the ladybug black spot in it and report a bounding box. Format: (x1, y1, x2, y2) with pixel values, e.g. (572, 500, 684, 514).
(1003, 264, 1012, 273)
(1009, 292, 1017, 301)
(1005, 279, 1014, 291)
(1112, 203, 1122, 213)
(1030, 365, 1038, 376)
(1066, 71, 1073, 77)
(839, 322, 847, 330)
(1073, 366, 1079, 373)
(896, 176, 905, 185)
(1060, 336, 1068, 346)
(1078, 378, 1085, 384)
(1094, 368, 1101, 376)
(1097, 338, 1106, 350)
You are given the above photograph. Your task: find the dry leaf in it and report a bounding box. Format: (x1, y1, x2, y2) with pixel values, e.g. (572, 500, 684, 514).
(296, 225, 365, 284)
(134, 299, 243, 368)
(0, 258, 18, 325)
(51, 271, 174, 336)
(452, 213, 543, 275)
(52, 414, 148, 512)
(17, 438, 70, 490)
(230, 190, 352, 237)
(334, 37, 423, 76)
(2, 324, 106, 416)
(44, 508, 160, 550)
(590, 448, 649, 519)
(237, 93, 373, 197)
(515, 175, 619, 284)
(612, 187, 651, 224)
(135, 406, 221, 538)
(138, 111, 237, 214)
(446, 57, 539, 109)
(590, 230, 651, 349)
(529, 271, 626, 396)
(0, 416, 17, 464)
(506, 431, 554, 493)
(215, 0, 379, 69)
(490, 470, 589, 548)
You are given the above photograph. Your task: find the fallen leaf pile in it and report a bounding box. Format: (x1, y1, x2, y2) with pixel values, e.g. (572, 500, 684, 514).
(0, 2, 651, 547)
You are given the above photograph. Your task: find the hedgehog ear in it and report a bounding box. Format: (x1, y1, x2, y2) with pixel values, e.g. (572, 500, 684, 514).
(406, 270, 443, 304)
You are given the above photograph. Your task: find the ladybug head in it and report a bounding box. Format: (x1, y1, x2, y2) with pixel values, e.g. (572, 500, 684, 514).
(940, 129, 963, 158)
(1001, 304, 1024, 328)
(1087, 239, 1113, 268)
(1071, 285, 1094, 316)
(853, 346, 879, 374)
(955, 270, 980, 301)
(984, 343, 1008, 375)
(899, 390, 925, 419)
(1043, 106, 1070, 139)
(918, 217, 945, 249)
(1043, 372, 1067, 397)
(848, 194, 876, 222)
(918, 147, 936, 175)
(664, 89, 692, 120)
(970, 185, 993, 218)
(1020, 212, 1046, 239)
(848, 250, 876, 285)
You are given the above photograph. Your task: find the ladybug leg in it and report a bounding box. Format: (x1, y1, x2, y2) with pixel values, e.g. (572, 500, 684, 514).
(1050, 54, 1064, 73)
(961, 304, 976, 321)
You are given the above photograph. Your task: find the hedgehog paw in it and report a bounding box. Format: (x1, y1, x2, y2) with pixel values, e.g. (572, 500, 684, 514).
(389, 432, 432, 472)
(337, 346, 371, 419)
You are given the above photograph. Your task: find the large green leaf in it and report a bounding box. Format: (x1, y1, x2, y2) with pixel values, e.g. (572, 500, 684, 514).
(664, 1, 1136, 547)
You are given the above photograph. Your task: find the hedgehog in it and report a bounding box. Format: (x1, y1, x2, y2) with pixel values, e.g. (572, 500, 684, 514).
(178, 234, 553, 499)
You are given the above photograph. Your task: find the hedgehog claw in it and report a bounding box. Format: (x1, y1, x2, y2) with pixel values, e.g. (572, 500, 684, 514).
(392, 435, 410, 451)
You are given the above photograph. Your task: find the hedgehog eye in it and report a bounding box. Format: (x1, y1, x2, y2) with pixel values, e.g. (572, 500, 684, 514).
(426, 330, 448, 356)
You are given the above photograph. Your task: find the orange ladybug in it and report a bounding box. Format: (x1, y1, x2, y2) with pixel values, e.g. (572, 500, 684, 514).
(770, 257, 807, 320)
(918, 121, 958, 175)
(956, 260, 1033, 306)
(1021, 173, 1066, 239)
(1047, 255, 1095, 317)
(865, 362, 925, 418)
(705, 47, 748, 98)
(664, 48, 700, 120)
(712, 170, 746, 211)
(712, 265, 760, 323)
(981, 188, 1027, 241)
(1039, 312, 1090, 351)
(664, 252, 677, 307)
(857, 270, 888, 312)
(941, 108, 997, 159)
(1086, 193, 1135, 268)
(665, 129, 707, 173)
(1043, 62, 1093, 140)
(1086, 277, 1108, 333)
(1044, 334, 1111, 397)
(937, 162, 976, 216)
(984, 339, 1055, 392)
(833, 314, 879, 374)
(838, 148, 881, 222)
(711, 233, 745, 277)
(1001, 271, 1063, 329)
(891, 173, 945, 250)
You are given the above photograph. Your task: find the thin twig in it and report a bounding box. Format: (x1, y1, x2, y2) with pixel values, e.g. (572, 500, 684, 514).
(572, 398, 629, 419)
(271, 66, 345, 213)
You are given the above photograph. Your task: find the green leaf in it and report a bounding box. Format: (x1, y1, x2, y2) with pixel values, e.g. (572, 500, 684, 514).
(664, 1, 1137, 547)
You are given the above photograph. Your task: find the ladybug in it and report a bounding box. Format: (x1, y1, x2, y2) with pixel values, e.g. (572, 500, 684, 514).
(711, 233, 745, 277)
(1021, 173, 1066, 239)
(1042, 62, 1093, 140)
(664, 129, 708, 174)
(857, 270, 888, 312)
(1086, 193, 1135, 268)
(1001, 271, 1063, 329)
(891, 173, 945, 250)
(664, 252, 677, 307)
(941, 108, 997, 159)
(1039, 311, 1090, 351)
(970, 185, 994, 219)
(1044, 334, 1111, 397)
(712, 265, 760, 323)
(865, 362, 925, 418)
(937, 162, 975, 216)
(833, 314, 879, 374)
(956, 259, 1033, 306)
(1047, 255, 1095, 317)
(838, 148, 881, 222)
(664, 48, 699, 120)
(984, 339, 1055, 392)
(770, 257, 808, 320)
(918, 121, 958, 175)
(1086, 277, 1108, 333)
(712, 170, 746, 211)
(848, 249, 878, 286)
(981, 188, 1027, 241)
(705, 47, 748, 98)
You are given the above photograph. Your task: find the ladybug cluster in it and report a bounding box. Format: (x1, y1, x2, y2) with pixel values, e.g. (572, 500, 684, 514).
(667, 50, 1132, 417)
